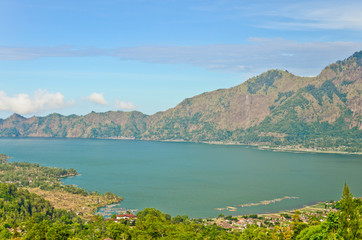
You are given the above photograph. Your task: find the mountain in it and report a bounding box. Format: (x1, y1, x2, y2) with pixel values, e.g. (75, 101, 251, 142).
(0, 111, 148, 139)
(1, 51, 361, 152)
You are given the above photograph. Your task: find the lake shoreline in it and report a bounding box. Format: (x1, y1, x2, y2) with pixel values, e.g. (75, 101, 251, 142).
(256, 145, 362, 155)
(198, 140, 361, 155)
(1, 136, 361, 155)
(99, 137, 362, 155)
(121, 137, 362, 155)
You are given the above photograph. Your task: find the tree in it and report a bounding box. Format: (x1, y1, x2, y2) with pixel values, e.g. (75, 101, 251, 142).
(338, 183, 361, 239)
(297, 183, 361, 239)
(106, 222, 128, 240)
(23, 220, 50, 240)
(291, 211, 307, 239)
(46, 223, 70, 240)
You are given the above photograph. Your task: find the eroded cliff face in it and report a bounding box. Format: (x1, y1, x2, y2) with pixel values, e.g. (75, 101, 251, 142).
(1, 51, 361, 151)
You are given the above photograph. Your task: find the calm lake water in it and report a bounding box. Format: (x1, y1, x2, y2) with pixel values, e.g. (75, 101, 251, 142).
(0, 138, 361, 218)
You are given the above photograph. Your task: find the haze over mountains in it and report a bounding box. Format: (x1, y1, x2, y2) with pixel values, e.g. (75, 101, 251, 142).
(1, 51, 361, 152)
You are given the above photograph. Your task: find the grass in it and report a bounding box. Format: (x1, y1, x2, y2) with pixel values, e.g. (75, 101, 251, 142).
(27, 187, 122, 221)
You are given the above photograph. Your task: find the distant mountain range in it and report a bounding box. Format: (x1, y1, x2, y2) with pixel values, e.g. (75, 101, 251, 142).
(1, 51, 361, 153)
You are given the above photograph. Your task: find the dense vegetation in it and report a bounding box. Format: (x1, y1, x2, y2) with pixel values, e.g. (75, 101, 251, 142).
(0, 182, 360, 239)
(0, 154, 85, 194)
(0, 153, 120, 201)
(0, 183, 81, 239)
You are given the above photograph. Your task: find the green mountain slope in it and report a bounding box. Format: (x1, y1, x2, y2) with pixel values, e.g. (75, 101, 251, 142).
(1, 51, 361, 152)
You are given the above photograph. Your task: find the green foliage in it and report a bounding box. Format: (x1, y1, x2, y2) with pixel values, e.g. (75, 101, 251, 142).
(89, 123, 122, 138)
(225, 215, 238, 222)
(341, 80, 354, 86)
(280, 214, 291, 219)
(0, 184, 79, 235)
(0, 155, 122, 201)
(0, 127, 20, 137)
(63, 185, 88, 196)
(337, 183, 361, 239)
(0, 158, 84, 195)
(275, 91, 295, 104)
(350, 50, 362, 65)
(291, 211, 308, 239)
(247, 70, 282, 94)
(0, 154, 7, 164)
(270, 91, 295, 110)
(304, 80, 347, 105)
(297, 183, 362, 240)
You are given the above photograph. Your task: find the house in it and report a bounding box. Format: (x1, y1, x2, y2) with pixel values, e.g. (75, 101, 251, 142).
(116, 214, 137, 220)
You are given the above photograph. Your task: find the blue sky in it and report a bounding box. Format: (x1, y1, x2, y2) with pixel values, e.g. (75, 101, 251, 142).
(1, 0, 362, 118)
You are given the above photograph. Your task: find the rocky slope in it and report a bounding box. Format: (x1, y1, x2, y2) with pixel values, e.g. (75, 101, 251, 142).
(1, 51, 361, 152)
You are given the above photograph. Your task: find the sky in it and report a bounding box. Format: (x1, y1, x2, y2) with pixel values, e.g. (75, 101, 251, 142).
(1, 0, 362, 118)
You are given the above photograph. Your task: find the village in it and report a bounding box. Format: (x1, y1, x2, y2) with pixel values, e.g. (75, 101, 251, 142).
(210, 201, 338, 230)
(101, 201, 338, 232)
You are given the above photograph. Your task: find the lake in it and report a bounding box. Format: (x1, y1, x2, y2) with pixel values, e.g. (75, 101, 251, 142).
(0, 138, 361, 218)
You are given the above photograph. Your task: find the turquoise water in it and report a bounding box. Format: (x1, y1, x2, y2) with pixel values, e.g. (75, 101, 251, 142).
(0, 138, 361, 218)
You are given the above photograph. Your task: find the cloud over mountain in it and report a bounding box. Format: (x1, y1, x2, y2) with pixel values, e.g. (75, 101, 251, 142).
(115, 100, 136, 110)
(85, 92, 108, 105)
(0, 90, 73, 115)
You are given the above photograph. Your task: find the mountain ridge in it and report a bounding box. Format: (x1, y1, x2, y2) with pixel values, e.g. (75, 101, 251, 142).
(1, 51, 361, 153)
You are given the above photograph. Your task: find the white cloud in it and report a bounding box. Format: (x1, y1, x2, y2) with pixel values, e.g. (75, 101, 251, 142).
(110, 39, 362, 76)
(0, 45, 106, 60)
(115, 100, 137, 111)
(191, 0, 362, 31)
(0, 39, 362, 76)
(85, 92, 108, 105)
(0, 89, 73, 115)
(259, 1, 362, 31)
